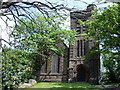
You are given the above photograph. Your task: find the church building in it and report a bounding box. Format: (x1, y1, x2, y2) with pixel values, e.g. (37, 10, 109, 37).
(38, 4, 100, 85)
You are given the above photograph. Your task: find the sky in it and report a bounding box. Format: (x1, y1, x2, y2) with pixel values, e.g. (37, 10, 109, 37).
(0, 0, 114, 47)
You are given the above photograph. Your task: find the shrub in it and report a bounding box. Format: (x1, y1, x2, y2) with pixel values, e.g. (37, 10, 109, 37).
(2, 48, 35, 89)
(102, 52, 120, 84)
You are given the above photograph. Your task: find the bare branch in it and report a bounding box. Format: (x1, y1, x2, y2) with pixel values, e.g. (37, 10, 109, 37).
(0, 38, 11, 46)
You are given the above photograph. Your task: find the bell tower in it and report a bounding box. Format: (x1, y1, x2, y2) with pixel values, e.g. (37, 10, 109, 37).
(69, 4, 100, 84)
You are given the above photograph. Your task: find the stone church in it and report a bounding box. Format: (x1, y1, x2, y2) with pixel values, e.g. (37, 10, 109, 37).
(38, 4, 100, 85)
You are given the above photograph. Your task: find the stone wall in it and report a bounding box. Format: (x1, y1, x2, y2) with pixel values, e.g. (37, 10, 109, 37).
(39, 44, 69, 82)
(69, 4, 100, 85)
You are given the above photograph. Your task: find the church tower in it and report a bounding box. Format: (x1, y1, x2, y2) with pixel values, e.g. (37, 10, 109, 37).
(69, 4, 100, 84)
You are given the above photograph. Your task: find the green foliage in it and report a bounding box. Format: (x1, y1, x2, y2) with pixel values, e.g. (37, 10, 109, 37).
(28, 52, 45, 71)
(83, 4, 120, 83)
(7, 13, 76, 88)
(10, 13, 76, 72)
(11, 14, 76, 55)
(2, 47, 35, 89)
(85, 5, 120, 52)
(102, 51, 120, 83)
(85, 49, 100, 60)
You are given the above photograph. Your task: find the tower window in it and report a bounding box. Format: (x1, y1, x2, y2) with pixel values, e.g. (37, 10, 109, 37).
(80, 40, 83, 56)
(77, 40, 80, 57)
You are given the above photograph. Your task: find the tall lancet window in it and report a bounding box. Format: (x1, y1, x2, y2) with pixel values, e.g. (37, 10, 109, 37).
(77, 40, 80, 57)
(80, 40, 83, 56)
(51, 56, 60, 73)
(41, 61, 47, 73)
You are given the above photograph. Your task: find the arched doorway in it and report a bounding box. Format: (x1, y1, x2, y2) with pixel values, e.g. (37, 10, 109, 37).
(76, 64, 89, 82)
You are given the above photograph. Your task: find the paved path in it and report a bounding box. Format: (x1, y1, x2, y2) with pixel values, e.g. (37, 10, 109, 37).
(95, 85, 120, 90)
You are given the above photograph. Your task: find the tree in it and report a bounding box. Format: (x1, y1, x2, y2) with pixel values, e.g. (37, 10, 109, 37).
(10, 13, 76, 72)
(83, 4, 120, 83)
(0, 0, 75, 49)
(1, 0, 119, 47)
(11, 13, 75, 53)
(1, 13, 76, 89)
(2, 47, 34, 89)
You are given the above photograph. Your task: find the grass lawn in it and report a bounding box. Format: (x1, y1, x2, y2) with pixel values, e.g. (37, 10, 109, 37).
(22, 82, 103, 90)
